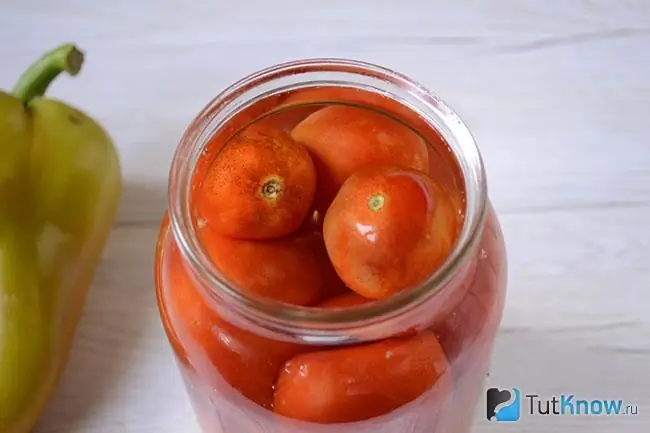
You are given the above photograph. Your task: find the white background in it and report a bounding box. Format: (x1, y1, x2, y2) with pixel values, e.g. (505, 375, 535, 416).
(0, 1, 648, 432)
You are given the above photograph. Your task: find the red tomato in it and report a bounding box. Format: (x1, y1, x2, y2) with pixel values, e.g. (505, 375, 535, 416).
(317, 292, 371, 308)
(273, 331, 452, 423)
(198, 224, 323, 306)
(323, 165, 462, 300)
(195, 123, 316, 240)
(291, 105, 429, 212)
(162, 243, 305, 409)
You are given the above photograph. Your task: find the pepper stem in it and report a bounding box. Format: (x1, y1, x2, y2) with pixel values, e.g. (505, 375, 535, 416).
(12, 43, 84, 104)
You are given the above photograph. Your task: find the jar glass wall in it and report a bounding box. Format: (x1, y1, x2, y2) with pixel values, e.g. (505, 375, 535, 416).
(154, 59, 507, 433)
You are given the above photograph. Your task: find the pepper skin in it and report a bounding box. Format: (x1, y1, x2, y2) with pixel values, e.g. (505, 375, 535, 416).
(0, 44, 122, 433)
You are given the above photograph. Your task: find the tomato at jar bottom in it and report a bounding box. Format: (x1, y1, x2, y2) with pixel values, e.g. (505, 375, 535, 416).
(273, 331, 453, 425)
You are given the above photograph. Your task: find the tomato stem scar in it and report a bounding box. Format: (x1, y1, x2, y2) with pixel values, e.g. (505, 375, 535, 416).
(260, 176, 284, 202)
(368, 194, 385, 212)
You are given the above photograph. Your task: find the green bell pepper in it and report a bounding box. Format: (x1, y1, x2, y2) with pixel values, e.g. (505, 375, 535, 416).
(0, 44, 122, 433)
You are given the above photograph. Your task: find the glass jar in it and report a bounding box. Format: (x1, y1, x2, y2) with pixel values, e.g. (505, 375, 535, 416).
(154, 58, 507, 433)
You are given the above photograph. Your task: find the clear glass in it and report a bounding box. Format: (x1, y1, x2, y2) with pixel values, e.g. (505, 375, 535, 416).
(154, 58, 507, 433)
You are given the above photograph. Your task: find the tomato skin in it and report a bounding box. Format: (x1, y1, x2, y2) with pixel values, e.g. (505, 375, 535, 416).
(291, 105, 429, 212)
(323, 165, 461, 300)
(195, 124, 316, 240)
(273, 331, 452, 424)
(317, 292, 371, 308)
(198, 224, 323, 306)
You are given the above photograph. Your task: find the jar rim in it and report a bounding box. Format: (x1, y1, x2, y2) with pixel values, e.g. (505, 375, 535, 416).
(168, 58, 488, 343)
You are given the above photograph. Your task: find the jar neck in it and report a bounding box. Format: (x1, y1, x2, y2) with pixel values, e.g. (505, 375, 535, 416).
(168, 58, 488, 344)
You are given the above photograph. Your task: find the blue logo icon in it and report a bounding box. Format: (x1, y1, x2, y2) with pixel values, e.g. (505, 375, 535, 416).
(487, 387, 521, 422)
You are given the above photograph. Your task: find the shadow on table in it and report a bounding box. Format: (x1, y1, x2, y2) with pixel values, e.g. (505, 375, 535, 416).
(34, 180, 171, 432)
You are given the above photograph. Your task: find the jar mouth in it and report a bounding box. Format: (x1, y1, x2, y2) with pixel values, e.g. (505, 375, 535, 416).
(168, 58, 488, 342)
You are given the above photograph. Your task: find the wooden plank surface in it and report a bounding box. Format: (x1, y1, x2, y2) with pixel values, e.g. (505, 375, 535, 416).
(0, 1, 648, 432)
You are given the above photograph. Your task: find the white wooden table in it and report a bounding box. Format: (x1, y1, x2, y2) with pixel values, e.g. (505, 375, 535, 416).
(1, 1, 649, 432)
